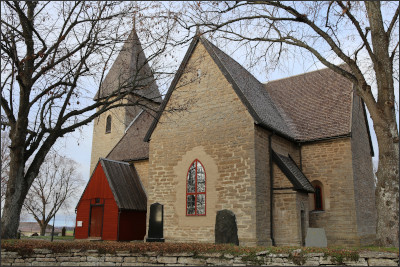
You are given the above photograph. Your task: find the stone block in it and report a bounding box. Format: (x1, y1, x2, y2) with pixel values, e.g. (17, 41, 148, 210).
(32, 261, 59, 266)
(206, 258, 234, 265)
(343, 258, 367, 266)
(124, 257, 137, 263)
(60, 262, 82, 266)
(303, 260, 319, 266)
(96, 262, 116, 266)
(33, 249, 52, 254)
(305, 228, 327, 247)
(198, 252, 222, 258)
(87, 256, 105, 262)
(56, 257, 81, 262)
(105, 256, 123, 262)
(359, 251, 398, 259)
(157, 256, 177, 264)
(137, 256, 157, 263)
(177, 257, 206, 265)
(36, 257, 56, 262)
(368, 259, 397, 266)
(14, 263, 32, 266)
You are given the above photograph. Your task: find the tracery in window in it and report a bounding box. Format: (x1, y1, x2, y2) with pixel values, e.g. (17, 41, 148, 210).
(186, 159, 206, 216)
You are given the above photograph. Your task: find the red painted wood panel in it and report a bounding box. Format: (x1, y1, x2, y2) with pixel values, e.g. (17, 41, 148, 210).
(75, 162, 118, 240)
(102, 199, 119, 240)
(89, 206, 103, 237)
(119, 211, 147, 241)
(75, 199, 90, 239)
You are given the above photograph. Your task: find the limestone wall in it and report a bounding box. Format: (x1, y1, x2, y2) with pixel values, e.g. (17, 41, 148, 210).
(302, 138, 359, 246)
(133, 160, 149, 192)
(2, 248, 398, 266)
(147, 41, 258, 245)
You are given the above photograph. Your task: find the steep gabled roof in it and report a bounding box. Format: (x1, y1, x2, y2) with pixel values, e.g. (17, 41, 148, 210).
(272, 150, 314, 193)
(76, 159, 147, 211)
(144, 34, 294, 142)
(95, 28, 162, 103)
(100, 158, 147, 211)
(107, 110, 154, 162)
(264, 67, 353, 142)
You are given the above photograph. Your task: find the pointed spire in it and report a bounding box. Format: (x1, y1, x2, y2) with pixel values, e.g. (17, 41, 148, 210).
(95, 24, 162, 103)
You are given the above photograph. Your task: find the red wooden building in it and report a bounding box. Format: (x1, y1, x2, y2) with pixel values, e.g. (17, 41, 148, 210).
(75, 158, 147, 241)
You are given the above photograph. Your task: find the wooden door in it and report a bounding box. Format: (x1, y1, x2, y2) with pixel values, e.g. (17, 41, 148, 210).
(89, 206, 103, 237)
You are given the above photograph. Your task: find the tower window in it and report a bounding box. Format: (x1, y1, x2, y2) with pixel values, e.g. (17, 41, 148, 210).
(314, 185, 323, 210)
(105, 115, 112, 133)
(186, 159, 206, 216)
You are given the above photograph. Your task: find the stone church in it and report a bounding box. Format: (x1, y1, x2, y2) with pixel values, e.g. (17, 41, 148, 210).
(76, 28, 377, 246)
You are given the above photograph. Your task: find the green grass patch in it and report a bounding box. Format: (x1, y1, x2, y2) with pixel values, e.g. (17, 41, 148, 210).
(21, 235, 75, 241)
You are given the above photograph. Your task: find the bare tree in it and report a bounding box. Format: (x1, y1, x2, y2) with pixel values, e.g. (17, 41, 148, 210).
(23, 151, 82, 236)
(182, 1, 399, 246)
(0, 1, 183, 238)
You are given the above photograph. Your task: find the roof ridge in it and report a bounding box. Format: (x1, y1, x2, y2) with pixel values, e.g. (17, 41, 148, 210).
(263, 63, 347, 84)
(100, 157, 130, 165)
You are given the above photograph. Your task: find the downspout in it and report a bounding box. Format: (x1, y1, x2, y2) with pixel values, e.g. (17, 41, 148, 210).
(299, 143, 303, 170)
(269, 133, 275, 246)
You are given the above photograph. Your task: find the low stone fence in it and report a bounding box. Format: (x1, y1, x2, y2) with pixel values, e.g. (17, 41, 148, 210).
(1, 248, 398, 266)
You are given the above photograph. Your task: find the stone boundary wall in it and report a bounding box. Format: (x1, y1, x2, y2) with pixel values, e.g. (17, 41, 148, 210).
(1, 249, 398, 266)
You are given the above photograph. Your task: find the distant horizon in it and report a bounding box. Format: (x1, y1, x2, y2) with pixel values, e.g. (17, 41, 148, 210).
(21, 214, 76, 228)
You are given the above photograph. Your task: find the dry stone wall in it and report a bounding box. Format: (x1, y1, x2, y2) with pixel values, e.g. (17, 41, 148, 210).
(2, 249, 398, 266)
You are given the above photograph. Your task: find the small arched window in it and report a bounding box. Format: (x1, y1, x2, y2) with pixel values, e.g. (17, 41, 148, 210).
(314, 185, 323, 210)
(105, 115, 112, 133)
(186, 159, 206, 216)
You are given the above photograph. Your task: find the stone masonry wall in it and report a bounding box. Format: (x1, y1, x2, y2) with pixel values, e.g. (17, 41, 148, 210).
(147, 42, 258, 245)
(350, 94, 377, 244)
(132, 160, 149, 192)
(90, 97, 142, 173)
(254, 126, 272, 246)
(302, 138, 359, 246)
(2, 249, 398, 266)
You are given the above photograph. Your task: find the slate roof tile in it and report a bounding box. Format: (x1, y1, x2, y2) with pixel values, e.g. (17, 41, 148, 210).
(95, 29, 162, 103)
(107, 110, 154, 162)
(100, 158, 147, 211)
(272, 150, 314, 193)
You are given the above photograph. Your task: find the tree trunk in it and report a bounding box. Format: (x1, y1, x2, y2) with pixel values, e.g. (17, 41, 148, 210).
(40, 224, 47, 236)
(1, 170, 29, 239)
(374, 122, 399, 247)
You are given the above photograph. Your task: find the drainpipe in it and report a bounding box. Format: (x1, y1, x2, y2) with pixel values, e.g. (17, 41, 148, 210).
(269, 132, 275, 246)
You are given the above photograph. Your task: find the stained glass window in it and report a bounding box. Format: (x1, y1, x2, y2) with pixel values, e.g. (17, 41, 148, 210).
(186, 159, 206, 216)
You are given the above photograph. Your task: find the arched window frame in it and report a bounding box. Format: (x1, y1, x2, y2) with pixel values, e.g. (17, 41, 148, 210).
(105, 115, 112, 134)
(186, 159, 206, 216)
(314, 185, 323, 210)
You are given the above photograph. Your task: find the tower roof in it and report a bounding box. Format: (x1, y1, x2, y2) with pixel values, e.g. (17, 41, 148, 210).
(94, 28, 162, 103)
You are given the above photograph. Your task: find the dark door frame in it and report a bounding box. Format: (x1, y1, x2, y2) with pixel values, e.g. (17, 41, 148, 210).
(88, 204, 104, 238)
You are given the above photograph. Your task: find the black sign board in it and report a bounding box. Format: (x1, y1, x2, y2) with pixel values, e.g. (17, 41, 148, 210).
(215, 209, 239, 245)
(146, 202, 165, 242)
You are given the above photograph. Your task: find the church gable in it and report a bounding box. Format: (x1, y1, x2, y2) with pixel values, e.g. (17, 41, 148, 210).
(145, 35, 292, 142)
(146, 36, 260, 245)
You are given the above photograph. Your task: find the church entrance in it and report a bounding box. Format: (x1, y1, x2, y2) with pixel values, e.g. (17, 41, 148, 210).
(89, 205, 103, 237)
